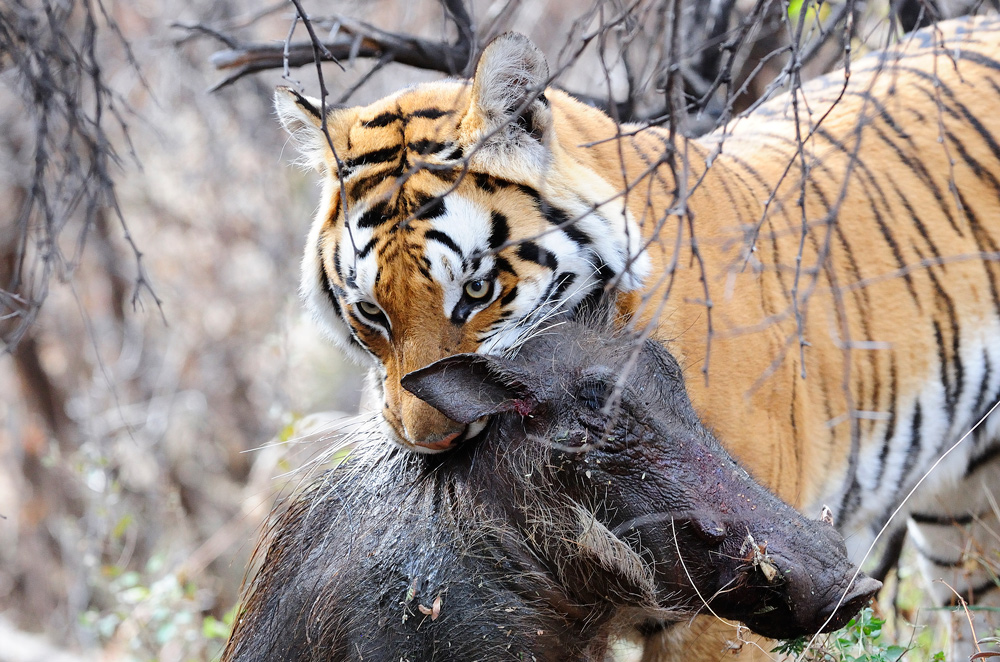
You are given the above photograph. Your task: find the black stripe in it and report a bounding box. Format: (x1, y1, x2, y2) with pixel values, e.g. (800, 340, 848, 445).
(331, 241, 343, 281)
(561, 217, 593, 247)
(829, 217, 880, 428)
(418, 255, 433, 280)
(956, 188, 1000, 314)
(357, 204, 390, 229)
(783, 152, 874, 345)
(966, 441, 1000, 478)
(412, 194, 446, 221)
(348, 173, 385, 201)
(376, 239, 403, 265)
(356, 237, 378, 259)
(966, 577, 1000, 600)
(884, 177, 945, 263)
(410, 108, 452, 120)
(874, 359, 898, 486)
(932, 322, 955, 421)
(288, 89, 321, 119)
(408, 140, 450, 156)
(517, 242, 558, 270)
(345, 146, 401, 170)
(939, 275, 964, 421)
(465, 254, 482, 274)
(363, 112, 401, 128)
(425, 230, 462, 257)
(473, 173, 497, 193)
(972, 351, 993, 421)
(897, 401, 923, 493)
(516, 183, 542, 203)
(594, 260, 616, 285)
(946, 120, 1000, 218)
(947, 50, 1000, 79)
(318, 245, 340, 313)
(551, 272, 577, 301)
(869, 525, 907, 583)
(488, 211, 510, 250)
(495, 256, 515, 275)
(909, 66, 1000, 168)
(500, 286, 518, 307)
(910, 511, 976, 526)
(317, 251, 367, 354)
(541, 201, 591, 246)
(910, 540, 966, 568)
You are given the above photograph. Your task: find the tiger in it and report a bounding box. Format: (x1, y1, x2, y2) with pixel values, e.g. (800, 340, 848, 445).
(275, 15, 1000, 660)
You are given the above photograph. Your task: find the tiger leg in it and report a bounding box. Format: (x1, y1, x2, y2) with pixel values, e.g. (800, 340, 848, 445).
(906, 441, 1000, 659)
(637, 618, 777, 662)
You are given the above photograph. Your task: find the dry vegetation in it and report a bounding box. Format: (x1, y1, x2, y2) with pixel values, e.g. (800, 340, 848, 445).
(0, 0, 997, 660)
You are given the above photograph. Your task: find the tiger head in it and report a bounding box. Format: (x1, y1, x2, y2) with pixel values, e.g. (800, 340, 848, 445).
(276, 33, 650, 452)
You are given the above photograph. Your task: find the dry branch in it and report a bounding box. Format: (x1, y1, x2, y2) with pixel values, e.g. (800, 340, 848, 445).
(196, 12, 473, 92)
(0, 0, 156, 353)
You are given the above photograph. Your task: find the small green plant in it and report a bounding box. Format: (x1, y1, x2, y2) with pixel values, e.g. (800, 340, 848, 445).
(203, 603, 239, 642)
(79, 554, 236, 662)
(773, 608, 913, 661)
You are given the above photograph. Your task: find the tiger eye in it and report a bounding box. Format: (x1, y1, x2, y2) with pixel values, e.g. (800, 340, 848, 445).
(357, 300, 382, 317)
(464, 279, 491, 299)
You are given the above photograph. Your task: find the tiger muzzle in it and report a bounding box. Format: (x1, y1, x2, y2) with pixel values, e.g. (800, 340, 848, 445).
(399, 390, 467, 452)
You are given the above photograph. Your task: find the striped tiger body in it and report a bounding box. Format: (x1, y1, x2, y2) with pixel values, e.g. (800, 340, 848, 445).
(276, 15, 1000, 657)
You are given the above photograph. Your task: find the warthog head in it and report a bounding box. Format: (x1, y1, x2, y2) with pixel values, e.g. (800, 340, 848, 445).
(224, 316, 879, 661)
(403, 318, 880, 640)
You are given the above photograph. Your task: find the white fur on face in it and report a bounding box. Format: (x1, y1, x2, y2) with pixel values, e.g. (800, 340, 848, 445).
(343, 211, 377, 298)
(425, 195, 501, 316)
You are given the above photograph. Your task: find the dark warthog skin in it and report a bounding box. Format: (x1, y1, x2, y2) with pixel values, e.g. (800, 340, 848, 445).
(224, 316, 879, 661)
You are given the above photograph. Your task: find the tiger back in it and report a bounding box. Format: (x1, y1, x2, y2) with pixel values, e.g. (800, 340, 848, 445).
(276, 15, 1000, 659)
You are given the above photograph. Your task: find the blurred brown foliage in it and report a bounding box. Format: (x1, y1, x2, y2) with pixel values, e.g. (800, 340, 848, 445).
(1, 0, 365, 658)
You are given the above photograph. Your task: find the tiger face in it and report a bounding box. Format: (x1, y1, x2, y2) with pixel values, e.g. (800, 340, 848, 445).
(276, 34, 649, 452)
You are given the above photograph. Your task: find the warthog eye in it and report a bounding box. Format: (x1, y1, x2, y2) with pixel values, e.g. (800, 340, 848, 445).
(578, 378, 611, 411)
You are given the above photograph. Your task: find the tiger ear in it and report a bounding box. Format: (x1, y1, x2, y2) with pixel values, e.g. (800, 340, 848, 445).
(464, 33, 552, 157)
(274, 87, 346, 172)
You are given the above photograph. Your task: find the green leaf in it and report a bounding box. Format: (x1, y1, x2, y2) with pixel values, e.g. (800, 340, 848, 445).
(203, 615, 231, 640)
(112, 514, 133, 540)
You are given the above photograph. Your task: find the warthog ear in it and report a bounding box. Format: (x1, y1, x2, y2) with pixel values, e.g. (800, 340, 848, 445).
(401, 354, 535, 424)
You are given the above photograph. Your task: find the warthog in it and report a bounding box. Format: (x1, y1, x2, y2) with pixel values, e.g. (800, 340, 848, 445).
(224, 316, 879, 661)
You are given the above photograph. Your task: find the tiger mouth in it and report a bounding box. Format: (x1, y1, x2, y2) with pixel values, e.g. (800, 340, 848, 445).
(463, 417, 488, 442)
(398, 416, 489, 454)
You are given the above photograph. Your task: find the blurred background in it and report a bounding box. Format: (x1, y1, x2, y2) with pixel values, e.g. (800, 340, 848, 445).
(0, 0, 989, 660)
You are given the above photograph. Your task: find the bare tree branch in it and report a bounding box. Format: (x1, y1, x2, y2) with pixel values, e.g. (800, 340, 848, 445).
(0, 0, 157, 354)
(442, 0, 476, 73)
(198, 12, 471, 92)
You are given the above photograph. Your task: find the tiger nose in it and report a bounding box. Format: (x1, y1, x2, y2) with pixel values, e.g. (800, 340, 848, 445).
(400, 390, 465, 452)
